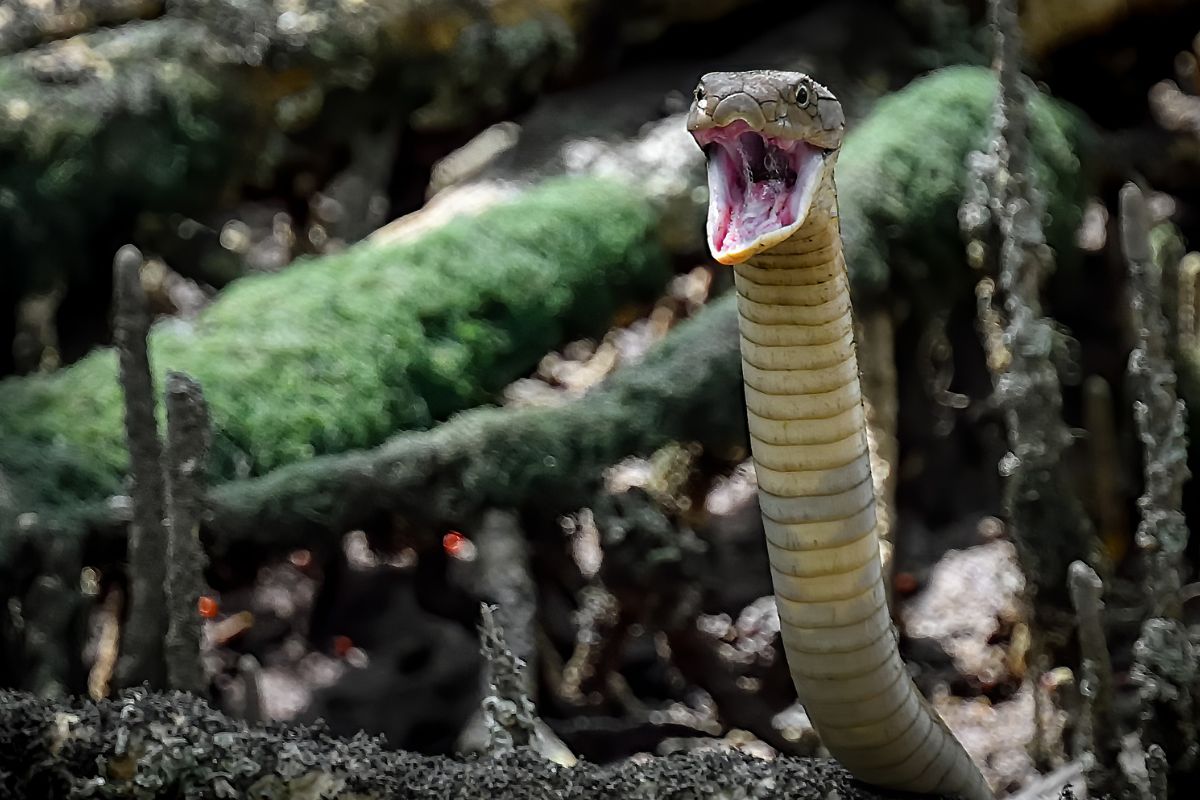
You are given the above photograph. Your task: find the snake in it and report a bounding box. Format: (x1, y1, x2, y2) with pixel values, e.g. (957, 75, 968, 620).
(687, 71, 992, 800)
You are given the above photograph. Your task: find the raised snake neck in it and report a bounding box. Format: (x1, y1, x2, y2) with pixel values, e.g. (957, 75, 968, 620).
(729, 142, 993, 800)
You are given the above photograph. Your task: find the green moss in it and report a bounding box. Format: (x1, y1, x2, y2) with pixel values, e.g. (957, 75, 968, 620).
(839, 65, 1095, 306)
(0, 178, 668, 514)
(0, 20, 255, 299)
(186, 293, 747, 558)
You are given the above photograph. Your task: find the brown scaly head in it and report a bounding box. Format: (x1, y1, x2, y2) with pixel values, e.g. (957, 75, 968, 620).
(687, 70, 845, 265)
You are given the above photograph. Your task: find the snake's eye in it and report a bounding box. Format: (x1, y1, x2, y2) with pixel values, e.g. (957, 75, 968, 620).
(795, 84, 810, 108)
(694, 85, 706, 103)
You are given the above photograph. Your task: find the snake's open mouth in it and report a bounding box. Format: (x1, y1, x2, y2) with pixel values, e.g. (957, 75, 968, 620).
(693, 121, 825, 264)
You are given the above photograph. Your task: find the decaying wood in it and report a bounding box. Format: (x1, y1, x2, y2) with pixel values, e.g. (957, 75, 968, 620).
(163, 294, 744, 561)
(162, 372, 211, 695)
(112, 245, 168, 691)
(0, 178, 670, 527)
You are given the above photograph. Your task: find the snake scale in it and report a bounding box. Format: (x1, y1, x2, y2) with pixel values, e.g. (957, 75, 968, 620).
(688, 71, 992, 800)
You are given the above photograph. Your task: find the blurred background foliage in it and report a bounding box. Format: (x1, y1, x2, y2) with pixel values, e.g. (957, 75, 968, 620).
(2, 1, 1200, 797)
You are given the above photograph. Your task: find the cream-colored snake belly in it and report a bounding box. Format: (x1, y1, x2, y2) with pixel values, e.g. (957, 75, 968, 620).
(688, 70, 991, 800)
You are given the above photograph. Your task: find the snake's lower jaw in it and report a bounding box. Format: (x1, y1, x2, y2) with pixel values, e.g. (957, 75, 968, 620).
(698, 125, 826, 265)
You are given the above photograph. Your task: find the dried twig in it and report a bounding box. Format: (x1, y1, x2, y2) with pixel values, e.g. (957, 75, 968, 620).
(1177, 252, 1200, 353)
(237, 654, 263, 725)
(473, 511, 537, 686)
(479, 603, 538, 753)
(113, 244, 168, 690)
(458, 510, 571, 759)
(959, 0, 1097, 769)
(1083, 376, 1130, 567)
(1122, 182, 1197, 790)
(1066, 561, 1123, 795)
(1130, 618, 1198, 779)
(959, 16, 1099, 762)
(558, 585, 621, 704)
(1120, 183, 1191, 619)
(962, 0, 1096, 620)
(1146, 744, 1170, 800)
(163, 372, 212, 694)
(664, 622, 814, 755)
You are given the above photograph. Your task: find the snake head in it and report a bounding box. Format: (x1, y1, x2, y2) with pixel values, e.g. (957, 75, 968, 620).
(687, 70, 844, 264)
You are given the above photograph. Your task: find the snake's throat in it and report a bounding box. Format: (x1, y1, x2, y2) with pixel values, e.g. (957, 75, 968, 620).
(697, 123, 825, 264)
(733, 235, 992, 800)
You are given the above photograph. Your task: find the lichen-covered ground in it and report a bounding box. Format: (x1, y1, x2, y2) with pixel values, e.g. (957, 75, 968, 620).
(0, 688, 931, 800)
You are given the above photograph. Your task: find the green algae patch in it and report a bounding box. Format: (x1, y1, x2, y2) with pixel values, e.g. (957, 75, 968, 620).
(0, 178, 669, 516)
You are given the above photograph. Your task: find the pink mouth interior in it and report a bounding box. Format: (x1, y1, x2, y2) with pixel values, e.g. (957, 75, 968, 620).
(693, 121, 823, 261)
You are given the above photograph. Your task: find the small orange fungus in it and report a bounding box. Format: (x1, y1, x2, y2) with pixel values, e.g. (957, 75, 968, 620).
(443, 531, 468, 558)
(198, 596, 219, 619)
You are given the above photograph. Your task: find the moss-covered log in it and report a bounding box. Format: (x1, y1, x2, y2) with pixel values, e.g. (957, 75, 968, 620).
(836, 66, 1093, 310)
(9, 293, 737, 568)
(0, 689, 925, 800)
(191, 68, 1094, 549)
(0, 67, 1097, 550)
(0, 178, 668, 520)
(0, 0, 760, 307)
(205, 291, 744, 560)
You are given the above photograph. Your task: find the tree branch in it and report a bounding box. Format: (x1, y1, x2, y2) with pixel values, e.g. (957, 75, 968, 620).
(163, 372, 211, 694)
(113, 245, 168, 691)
